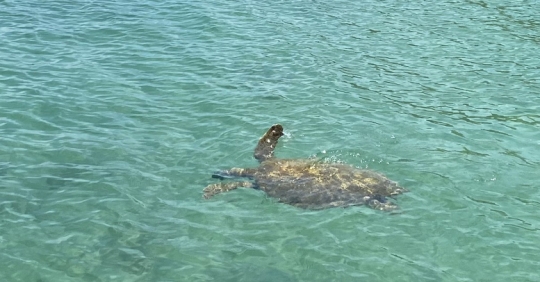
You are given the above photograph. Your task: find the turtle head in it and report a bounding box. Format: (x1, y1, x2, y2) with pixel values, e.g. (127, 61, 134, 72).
(254, 124, 284, 162)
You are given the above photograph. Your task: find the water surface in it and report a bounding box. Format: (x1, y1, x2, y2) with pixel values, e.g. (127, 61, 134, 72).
(1, 0, 539, 281)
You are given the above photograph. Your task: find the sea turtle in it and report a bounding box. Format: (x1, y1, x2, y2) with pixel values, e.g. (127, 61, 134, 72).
(203, 124, 407, 211)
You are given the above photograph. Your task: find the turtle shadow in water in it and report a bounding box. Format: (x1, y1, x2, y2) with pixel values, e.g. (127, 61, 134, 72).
(204, 124, 408, 211)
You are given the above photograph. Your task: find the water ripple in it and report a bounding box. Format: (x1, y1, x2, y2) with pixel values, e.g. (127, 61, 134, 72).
(1, 0, 540, 281)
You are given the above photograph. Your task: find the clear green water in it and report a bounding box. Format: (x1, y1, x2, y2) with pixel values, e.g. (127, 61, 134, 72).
(1, 0, 539, 281)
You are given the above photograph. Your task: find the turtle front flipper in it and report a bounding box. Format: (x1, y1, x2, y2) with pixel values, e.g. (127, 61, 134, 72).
(254, 124, 284, 162)
(212, 168, 257, 180)
(203, 181, 253, 199)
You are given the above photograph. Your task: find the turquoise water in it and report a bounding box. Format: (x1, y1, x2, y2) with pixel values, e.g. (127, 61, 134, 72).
(1, 0, 539, 281)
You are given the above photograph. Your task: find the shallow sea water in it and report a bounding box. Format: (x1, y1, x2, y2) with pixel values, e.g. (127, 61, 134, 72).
(1, 0, 539, 281)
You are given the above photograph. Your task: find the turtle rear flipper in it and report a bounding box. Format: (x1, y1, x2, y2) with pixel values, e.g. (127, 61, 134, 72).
(203, 181, 253, 199)
(254, 124, 284, 162)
